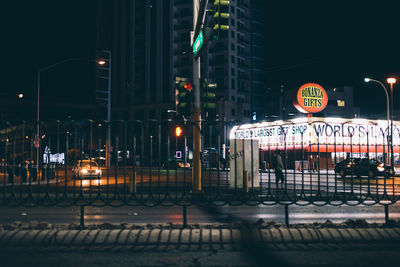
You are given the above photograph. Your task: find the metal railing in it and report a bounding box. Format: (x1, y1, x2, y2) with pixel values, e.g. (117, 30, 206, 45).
(0, 119, 398, 210)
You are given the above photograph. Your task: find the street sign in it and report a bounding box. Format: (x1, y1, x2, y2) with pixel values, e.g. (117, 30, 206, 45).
(192, 30, 204, 56)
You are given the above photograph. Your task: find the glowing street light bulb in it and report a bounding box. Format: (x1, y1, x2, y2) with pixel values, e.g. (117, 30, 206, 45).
(387, 77, 396, 84)
(364, 78, 371, 83)
(17, 93, 24, 99)
(97, 59, 106, 66)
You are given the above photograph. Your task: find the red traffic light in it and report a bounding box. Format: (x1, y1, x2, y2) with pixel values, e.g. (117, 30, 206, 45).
(175, 126, 183, 137)
(184, 82, 192, 91)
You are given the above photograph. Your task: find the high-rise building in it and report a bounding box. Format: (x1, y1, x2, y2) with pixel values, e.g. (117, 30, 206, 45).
(96, 0, 175, 122)
(203, 0, 265, 122)
(96, 0, 264, 122)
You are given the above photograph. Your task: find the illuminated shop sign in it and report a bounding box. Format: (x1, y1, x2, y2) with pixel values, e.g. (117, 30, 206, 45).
(230, 118, 399, 151)
(293, 83, 328, 113)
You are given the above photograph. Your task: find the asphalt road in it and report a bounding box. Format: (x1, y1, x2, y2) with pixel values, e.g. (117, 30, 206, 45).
(0, 202, 399, 225)
(1, 168, 400, 195)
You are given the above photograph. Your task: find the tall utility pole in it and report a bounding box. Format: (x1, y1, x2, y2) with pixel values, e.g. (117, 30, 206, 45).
(364, 78, 390, 165)
(192, 0, 202, 194)
(106, 51, 112, 169)
(387, 77, 396, 167)
(97, 50, 112, 168)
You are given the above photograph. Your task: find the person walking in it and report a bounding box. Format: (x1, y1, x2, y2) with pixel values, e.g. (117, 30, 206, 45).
(273, 150, 285, 188)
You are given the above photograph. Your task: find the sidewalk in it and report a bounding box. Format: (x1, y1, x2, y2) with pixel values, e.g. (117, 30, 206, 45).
(1, 224, 400, 250)
(2, 222, 400, 266)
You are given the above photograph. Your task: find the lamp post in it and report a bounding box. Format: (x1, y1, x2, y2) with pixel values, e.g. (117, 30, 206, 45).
(364, 78, 390, 164)
(387, 77, 396, 167)
(36, 58, 106, 170)
(97, 50, 112, 168)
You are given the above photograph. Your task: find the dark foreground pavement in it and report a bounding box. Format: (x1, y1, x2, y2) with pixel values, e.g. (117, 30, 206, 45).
(1, 222, 400, 266)
(2, 249, 400, 267)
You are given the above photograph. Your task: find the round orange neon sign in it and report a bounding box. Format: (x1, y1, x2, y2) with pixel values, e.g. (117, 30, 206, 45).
(293, 83, 328, 114)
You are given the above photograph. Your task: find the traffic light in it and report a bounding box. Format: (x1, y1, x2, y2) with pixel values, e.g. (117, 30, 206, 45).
(213, 0, 229, 40)
(176, 81, 193, 117)
(201, 80, 217, 116)
(175, 126, 183, 137)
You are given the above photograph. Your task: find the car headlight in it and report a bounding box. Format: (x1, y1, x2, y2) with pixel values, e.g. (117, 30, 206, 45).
(95, 169, 101, 174)
(81, 169, 88, 174)
(377, 166, 385, 172)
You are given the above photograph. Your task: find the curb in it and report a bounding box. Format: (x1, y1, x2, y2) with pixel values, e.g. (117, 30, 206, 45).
(1, 228, 400, 247)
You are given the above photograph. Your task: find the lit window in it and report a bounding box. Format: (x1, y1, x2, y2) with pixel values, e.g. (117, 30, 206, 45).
(337, 100, 345, 107)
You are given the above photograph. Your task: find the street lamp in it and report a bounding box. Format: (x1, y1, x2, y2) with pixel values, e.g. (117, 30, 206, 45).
(96, 51, 112, 168)
(97, 59, 106, 66)
(387, 77, 396, 167)
(364, 77, 391, 164)
(36, 58, 108, 170)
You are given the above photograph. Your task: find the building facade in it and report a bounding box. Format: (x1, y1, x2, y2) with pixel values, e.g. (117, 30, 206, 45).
(95, 0, 265, 123)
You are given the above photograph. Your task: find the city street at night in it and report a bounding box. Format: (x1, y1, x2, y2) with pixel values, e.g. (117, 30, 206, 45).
(1, 0, 400, 266)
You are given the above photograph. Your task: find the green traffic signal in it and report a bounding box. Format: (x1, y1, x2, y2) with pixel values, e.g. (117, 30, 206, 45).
(213, 12, 229, 19)
(213, 24, 229, 31)
(201, 81, 217, 114)
(213, 0, 230, 40)
(214, 0, 230, 5)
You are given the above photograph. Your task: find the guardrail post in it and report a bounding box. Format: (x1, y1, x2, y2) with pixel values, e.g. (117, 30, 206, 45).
(285, 204, 289, 227)
(385, 204, 389, 224)
(183, 205, 187, 228)
(243, 170, 248, 193)
(80, 205, 85, 228)
(129, 169, 136, 194)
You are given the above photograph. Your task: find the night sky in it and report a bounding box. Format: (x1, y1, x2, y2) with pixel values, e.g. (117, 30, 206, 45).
(1, 1, 399, 117)
(1, 0, 96, 105)
(263, 1, 399, 115)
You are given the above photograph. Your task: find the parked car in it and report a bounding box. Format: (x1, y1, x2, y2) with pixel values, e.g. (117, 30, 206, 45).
(162, 159, 191, 169)
(72, 160, 102, 179)
(334, 158, 394, 178)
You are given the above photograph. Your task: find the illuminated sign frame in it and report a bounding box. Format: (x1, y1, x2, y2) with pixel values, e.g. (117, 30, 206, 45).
(293, 83, 328, 114)
(230, 118, 400, 153)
